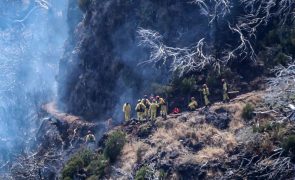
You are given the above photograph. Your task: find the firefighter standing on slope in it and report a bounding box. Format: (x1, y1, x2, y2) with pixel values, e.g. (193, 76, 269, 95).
(142, 95, 151, 119)
(222, 79, 230, 103)
(202, 84, 210, 107)
(122, 102, 131, 121)
(188, 97, 198, 111)
(156, 96, 167, 119)
(135, 99, 146, 121)
(85, 130, 96, 143)
(85, 130, 96, 150)
(150, 99, 159, 121)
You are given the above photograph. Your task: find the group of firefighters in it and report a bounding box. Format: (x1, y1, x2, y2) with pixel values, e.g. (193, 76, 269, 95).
(85, 79, 230, 145)
(123, 95, 168, 121)
(122, 78, 230, 122)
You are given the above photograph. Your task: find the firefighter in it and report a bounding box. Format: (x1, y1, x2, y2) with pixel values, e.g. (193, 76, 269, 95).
(188, 97, 198, 111)
(85, 130, 96, 143)
(150, 99, 159, 121)
(202, 84, 210, 106)
(85, 130, 96, 150)
(222, 79, 230, 103)
(142, 95, 151, 119)
(122, 102, 131, 121)
(135, 99, 146, 121)
(156, 96, 167, 119)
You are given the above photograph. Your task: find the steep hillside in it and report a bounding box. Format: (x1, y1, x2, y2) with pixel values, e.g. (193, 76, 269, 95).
(62, 91, 295, 179)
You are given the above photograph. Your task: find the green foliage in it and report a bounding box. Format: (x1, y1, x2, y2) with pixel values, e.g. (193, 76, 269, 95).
(159, 169, 167, 180)
(86, 154, 109, 178)
(180, 77, 196, 94)
(62, 131, 126, 179)
(78, 0, 91, 12)
(273, 52, 291, 66)
(63, 177, 72, 180)
(151, 83, 173, 98)
(104, 130, 126, 163)
(62, 149, 95, 179)
(135, 166, 152, 180)
(206, 72, 219, 88)
(242, 103, 254, 120)
(282, 135, 295, 158)
(80, 149, 94, 166)
(86, 176, 98, 180)
(62, 154, 84, 179)
(252, 123, 273, 133)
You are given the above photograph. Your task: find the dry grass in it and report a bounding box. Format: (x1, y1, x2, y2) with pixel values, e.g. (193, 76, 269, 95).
(212, 91, 263, 132)
(117, 139, 155, 173)
(118, 140, 139, 172)
(194, 124, 237, 150)
(115, 92, 263, 174)
(195, 147, 226, 163)
(151, 127, 185, 154)
(152, 128, 176, 145)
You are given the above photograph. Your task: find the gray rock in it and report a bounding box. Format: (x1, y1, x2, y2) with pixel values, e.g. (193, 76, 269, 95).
(205, 111, 231, 129)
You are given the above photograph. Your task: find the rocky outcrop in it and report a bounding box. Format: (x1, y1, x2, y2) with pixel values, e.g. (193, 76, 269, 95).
(9, 108, 104, 180)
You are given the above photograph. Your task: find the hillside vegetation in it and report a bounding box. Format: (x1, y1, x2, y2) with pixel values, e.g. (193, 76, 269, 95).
(62, 91, 295, 179)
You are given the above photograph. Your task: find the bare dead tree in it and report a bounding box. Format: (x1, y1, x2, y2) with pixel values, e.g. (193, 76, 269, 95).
(190, 0, 232, 24)
(137, 28, 216, 76)
(230, 149, 294, 179)
(264, 62, 295, 112)
(223, 24, 256, 62)
(137, 1, 294, 76)
(238, 0, 295, 37)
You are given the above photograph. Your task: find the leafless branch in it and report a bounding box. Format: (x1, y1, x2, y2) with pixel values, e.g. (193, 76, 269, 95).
(190, 0, 232, 24)
(137, 28, 216, 76)
(264, 61, 295, 111)
(238, 0, 295, 37)
(223, 24, 256, 62)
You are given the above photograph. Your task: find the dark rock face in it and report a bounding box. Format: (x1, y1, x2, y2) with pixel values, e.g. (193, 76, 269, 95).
(177, 163, 206, 179)
(205, 110, 231, 129)
(58, 0, 211, 121)
(137, 122, 154, 138)
(181, 138, 204, 152)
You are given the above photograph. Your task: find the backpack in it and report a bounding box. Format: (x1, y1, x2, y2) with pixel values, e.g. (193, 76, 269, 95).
(136, 104, 144, 112)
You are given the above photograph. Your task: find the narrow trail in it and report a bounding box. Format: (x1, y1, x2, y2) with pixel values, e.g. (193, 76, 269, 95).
(42, 102, 96, 126)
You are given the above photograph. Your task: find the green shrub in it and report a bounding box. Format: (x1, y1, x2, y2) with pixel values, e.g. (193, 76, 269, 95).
(135, 166, 152, 180)
(78, 0, 91, 12)
(86, 175, 98, 180)
(159, 169, 167, 180)
(206, 72, 219, 87)
(253, 123, 272, 133)
(86, 155, 109, 178)
(282, 135, 295, 158)
(62, 155, 84, 179)
(104, 130, 126, 163)
(242, 103, 254, 120)
(62, 149, 95, 179)
(151, 83, 174, 98)
(80, 149, 94, 166)
(180, 77, 196, 94)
